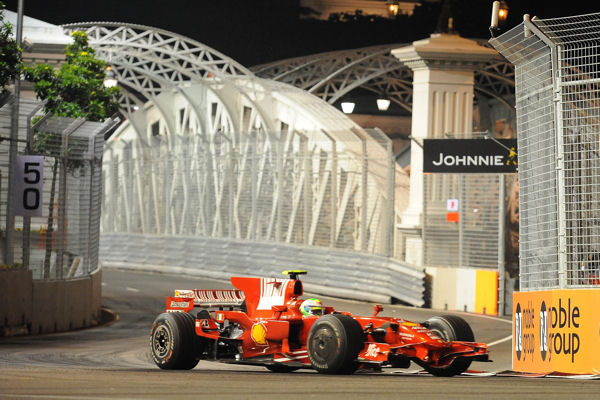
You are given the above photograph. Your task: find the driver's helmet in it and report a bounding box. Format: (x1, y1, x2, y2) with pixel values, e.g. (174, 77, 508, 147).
(300, 298, 323, 316)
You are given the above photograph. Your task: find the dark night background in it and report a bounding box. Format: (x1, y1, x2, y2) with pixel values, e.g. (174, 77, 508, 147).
(3, 1, 599, 67)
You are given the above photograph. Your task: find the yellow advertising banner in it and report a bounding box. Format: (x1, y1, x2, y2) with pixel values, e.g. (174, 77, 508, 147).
(513, 289, 600, 374)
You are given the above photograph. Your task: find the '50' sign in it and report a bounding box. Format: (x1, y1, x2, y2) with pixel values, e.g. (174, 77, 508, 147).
(13, 155, 44, 217)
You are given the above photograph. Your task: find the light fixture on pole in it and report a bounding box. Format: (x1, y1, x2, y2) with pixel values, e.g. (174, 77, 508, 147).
(386, 0, 399, 18)
(103, 66, 118, 88)
(341, 101, 355, 114)
(376, 98, 391, 111)
(497, 1, 509, 24)
(489, 0, 509, 36)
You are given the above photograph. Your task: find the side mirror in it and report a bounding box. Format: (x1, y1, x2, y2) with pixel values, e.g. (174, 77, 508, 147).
(373, 304, 384, 316)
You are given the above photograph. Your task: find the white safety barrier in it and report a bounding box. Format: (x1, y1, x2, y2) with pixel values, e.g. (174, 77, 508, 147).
(100, 233, 425, 306)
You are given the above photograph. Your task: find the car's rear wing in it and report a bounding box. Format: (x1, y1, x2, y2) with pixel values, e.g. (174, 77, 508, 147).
(174, 289, 245, 308)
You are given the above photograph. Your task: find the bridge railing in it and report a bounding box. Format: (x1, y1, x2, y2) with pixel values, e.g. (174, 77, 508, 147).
(102, 129, 405, 258)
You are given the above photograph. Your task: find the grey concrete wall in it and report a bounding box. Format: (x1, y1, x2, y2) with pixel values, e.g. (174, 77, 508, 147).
(0, 269, 102, 336)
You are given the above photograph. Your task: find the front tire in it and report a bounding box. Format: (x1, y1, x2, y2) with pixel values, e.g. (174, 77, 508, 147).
(422, 315, 475, 377)
(150, 312, 200, 370)
(307, 314, 364, 374)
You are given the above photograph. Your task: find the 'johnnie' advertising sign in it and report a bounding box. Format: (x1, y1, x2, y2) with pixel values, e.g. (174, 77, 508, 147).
(423, 139, 517, 173)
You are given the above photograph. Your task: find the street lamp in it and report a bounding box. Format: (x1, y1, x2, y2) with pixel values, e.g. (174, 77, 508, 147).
(497, 1, 509, 24)
(376, 98, 391, 111)
(490, 0, 509, 35)
(341, 101, 355, 114)
(103, 66, 118, 88)
(386, 0, 399, 18)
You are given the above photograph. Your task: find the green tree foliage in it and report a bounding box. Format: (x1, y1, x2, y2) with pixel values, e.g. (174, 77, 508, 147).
(24, 30, 120, 121)
(0, 1, 22, 92)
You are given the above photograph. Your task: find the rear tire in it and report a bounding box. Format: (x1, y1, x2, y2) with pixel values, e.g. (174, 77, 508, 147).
(150, 312, 200, 370)
(422, 315, 474, 377)
(307, 314, 364, 374)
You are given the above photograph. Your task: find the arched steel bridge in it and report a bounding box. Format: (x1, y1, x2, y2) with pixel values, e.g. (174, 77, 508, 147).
(251, 42, 515, 114)
(59, 22, 514, 305)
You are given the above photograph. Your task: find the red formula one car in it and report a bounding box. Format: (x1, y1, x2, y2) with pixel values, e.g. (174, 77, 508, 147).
(150, 271, 489, 376)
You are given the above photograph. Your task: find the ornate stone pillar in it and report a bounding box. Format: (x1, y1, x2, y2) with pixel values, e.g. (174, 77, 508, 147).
(392, 33, 497, 266)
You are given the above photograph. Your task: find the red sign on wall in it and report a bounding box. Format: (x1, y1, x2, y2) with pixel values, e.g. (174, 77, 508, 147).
(446, 212, 459, 222)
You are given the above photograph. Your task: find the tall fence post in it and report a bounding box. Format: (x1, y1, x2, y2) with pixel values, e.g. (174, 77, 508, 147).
(361, 138, 368, 252)
(387, 137, 395, 257)
(4, 96, 18, 265)
(498, 173, 506, 316)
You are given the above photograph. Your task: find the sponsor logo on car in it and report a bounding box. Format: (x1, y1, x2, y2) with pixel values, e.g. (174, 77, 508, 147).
(365, 344, 380, 358)
(170, 300, 191, 308)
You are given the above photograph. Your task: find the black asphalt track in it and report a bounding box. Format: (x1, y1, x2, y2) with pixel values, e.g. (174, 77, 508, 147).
(1, 269, 597, 399)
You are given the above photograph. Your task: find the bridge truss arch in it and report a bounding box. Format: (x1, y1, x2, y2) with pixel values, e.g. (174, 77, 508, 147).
(62, 22, 410, 265)
(251, 41, 516, 116)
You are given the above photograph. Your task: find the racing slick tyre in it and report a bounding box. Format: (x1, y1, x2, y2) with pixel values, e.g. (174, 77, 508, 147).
(150, 312, 201, 370)
(307, 314, 365, 374)
(422, 315, 475, 377)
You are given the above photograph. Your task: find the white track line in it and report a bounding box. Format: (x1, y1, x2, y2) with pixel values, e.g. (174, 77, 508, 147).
(487, 335, 513, 347)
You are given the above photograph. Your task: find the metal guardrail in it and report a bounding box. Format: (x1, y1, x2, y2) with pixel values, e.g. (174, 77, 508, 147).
(99, 233, 425, 306)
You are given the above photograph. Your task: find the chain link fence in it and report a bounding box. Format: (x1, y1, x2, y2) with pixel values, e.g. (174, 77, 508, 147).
(491, 12, 600, 290)
(1, 96, 117, 280)
(423, 173, 516, 270)
(1, 96, 41, 269)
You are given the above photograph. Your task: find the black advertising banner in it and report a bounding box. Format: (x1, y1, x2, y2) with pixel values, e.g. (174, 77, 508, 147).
(423, 138, 518, 173)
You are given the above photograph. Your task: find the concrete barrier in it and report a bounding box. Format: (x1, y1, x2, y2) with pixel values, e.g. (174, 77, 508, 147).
(426, 266, 498, 315)
(0, 270, 33, 334)
(0, 269, 102, 336)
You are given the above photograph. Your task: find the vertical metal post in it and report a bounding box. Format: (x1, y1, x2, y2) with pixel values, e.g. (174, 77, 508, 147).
(497, 174, 506, 316)
(57, 135, 68, 278)
(361, 138, 368, 252)
(112, 155, 120, 232)
(421, 174, 427, 267)
(87, 157, 95, 275)
(250, 132, 258, 241)
(164, 146, 170, 235)
(302, 136, 310, 244)
(553, 46, 568, 289)
(387, 138, 395, 257)
(458, 175, 464, 267)
(5, 97, 16, 265)
(228, 143, 234, 238)
(330, 140, 338, 248)
(275, 132, 283, 242)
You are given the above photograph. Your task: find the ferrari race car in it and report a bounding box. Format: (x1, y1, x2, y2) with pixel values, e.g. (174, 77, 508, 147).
(150, 271, 489, 376)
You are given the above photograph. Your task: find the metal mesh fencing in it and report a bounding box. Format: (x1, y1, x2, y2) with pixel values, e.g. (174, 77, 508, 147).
(102, 129, 398, 258)
(1, 97, 116, 279)
(491, 12, 600, 290)
(423, 173, 506, 269)
(1, 96, 42, 269)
